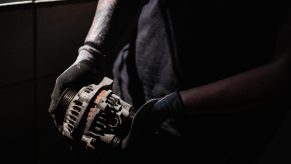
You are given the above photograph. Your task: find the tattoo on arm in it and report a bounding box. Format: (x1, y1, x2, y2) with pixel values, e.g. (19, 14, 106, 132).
(84, 0, 143, 56)
(85, 0, 118, 48)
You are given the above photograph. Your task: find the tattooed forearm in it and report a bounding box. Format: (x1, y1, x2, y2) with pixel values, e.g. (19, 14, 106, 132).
(85, 0, 118, 48)
(85, 0, 142, 55)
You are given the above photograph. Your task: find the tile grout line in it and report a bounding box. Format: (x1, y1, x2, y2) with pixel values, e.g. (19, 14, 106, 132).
(0, 73, 59, 90)
(32, 2, 38, 163)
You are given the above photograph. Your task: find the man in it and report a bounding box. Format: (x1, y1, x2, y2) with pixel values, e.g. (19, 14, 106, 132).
(49, 0, 291, 163)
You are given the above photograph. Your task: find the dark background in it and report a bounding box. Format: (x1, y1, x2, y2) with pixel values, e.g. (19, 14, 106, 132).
(0, 0, 290, 163)
(0, 0, 98, 163)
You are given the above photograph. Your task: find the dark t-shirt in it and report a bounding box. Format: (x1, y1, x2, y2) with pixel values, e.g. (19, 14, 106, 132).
(168, 1, 288, 88)
(113, 0, 290, 163)
(114, 0, 289, 106)
(113, 0, 178, 109)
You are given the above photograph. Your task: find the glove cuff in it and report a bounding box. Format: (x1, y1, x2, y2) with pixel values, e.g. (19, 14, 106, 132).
(78, 44, 106, 58)
(76, 45, 107, 69)
(155, 91, 186, 118)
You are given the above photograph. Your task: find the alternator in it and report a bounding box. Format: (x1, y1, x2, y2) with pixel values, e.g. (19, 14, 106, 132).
(57, 77, 132, 149)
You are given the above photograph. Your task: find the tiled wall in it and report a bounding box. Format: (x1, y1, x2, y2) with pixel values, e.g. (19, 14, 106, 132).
(0, 1, 97, 163)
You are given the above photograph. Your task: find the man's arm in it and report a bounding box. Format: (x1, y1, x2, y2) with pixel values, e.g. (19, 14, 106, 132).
(49, 0, 143, 128)
(122, 7, 291, 150)
(84, 0, 143, 56)
(180, 11, 291, 114)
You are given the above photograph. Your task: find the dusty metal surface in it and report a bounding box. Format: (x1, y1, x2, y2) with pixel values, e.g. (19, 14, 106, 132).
(59, 77, 132, 150)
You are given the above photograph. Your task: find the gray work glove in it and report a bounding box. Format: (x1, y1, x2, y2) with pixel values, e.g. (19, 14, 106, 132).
(48, 46, 105, 131)
(122, 91, 185, 150)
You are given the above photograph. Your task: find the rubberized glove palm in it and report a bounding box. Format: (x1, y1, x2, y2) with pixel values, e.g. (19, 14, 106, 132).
(122, 91, 185, 149)
(48, 48, 104, 130)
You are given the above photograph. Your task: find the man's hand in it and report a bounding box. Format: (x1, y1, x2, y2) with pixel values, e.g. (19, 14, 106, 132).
(48, 48, 104, 131)
(122, 92, 185, 150)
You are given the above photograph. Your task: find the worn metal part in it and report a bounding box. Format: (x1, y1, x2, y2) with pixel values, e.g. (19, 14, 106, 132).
(59, 77, 132, 149)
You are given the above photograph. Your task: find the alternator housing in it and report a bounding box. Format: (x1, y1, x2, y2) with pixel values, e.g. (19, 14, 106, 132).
(58, 77, 132, 149)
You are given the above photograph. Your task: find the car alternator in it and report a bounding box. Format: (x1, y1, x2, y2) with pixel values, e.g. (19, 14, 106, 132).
(57, 77, 132, 150)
